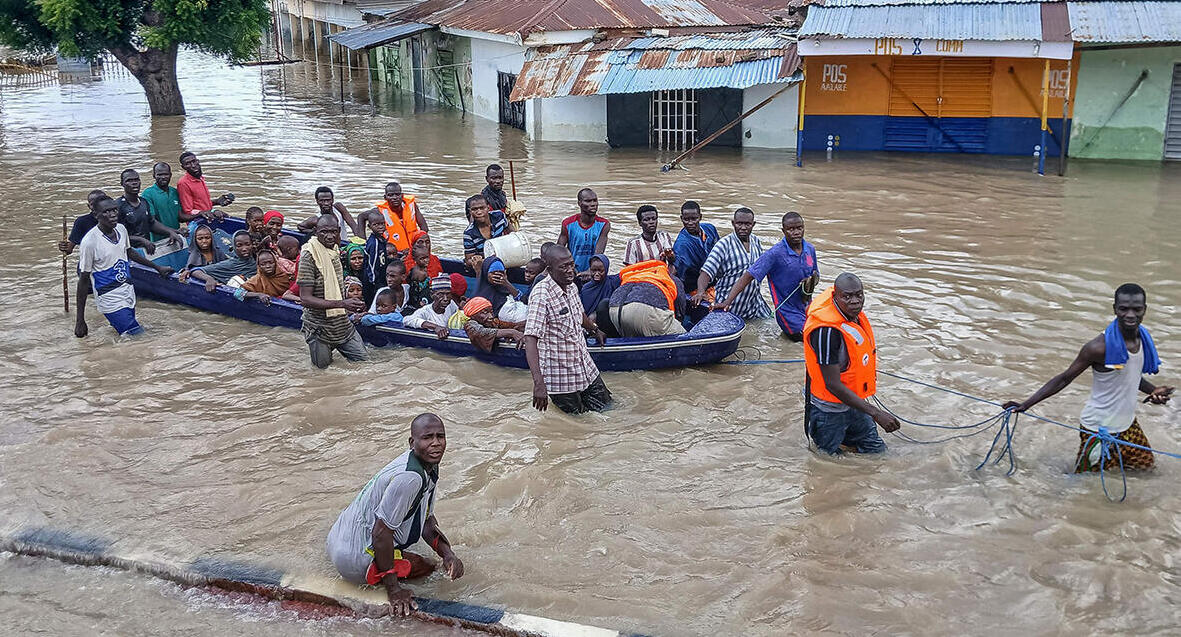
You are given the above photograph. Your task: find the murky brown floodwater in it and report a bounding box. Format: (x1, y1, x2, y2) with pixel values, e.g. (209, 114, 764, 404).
(2, 49, 1179, 636)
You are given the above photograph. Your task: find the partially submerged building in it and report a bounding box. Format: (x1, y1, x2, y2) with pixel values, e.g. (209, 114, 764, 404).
(328, 0, 804, 149)
(795, 0, 1077, 157)
(1066, 1, 1181, 161)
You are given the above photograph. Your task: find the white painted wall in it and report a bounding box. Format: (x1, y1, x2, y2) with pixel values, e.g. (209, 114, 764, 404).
(741, 83, 799, 149)
(468, 37, 527, 125)
(533, 95, 608, 143)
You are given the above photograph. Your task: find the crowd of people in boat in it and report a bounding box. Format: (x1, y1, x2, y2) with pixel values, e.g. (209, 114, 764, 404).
(63, 151, 831, 413)
(62, 153, 826, 345)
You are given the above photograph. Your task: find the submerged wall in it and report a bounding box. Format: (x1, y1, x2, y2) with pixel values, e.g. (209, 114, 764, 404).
(742, 83, 800, 149)
(1070, 46, 1181, 161)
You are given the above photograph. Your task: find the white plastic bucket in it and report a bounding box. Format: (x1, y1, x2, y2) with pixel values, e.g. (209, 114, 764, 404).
(483, 232, 533, 268)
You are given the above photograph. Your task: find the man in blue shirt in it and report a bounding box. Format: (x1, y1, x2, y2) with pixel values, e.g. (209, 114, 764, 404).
(672, 200, 719, 297)
(714, 211, 818, 341)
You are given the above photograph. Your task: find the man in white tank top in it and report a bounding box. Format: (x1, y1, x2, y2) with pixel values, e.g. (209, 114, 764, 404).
(1004, 284, 1173, 472)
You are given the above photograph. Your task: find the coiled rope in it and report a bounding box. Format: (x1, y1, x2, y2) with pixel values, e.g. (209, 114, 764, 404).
(723, 355, 1180, 500)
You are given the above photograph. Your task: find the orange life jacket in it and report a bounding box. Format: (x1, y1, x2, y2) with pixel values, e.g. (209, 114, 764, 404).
(619, 259, 678, 311)
(803, 286, 877, 403)
(375, 194, 419, 252)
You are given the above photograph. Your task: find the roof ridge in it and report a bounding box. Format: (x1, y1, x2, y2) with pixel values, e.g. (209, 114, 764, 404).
(521, 0, 573, 34)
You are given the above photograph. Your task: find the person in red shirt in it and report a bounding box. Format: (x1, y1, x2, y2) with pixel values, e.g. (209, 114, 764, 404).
(176, 151, 234, 222)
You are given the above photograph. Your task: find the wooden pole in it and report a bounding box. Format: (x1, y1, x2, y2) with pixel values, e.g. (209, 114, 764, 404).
(1059, 58, 1072, 176)
(61, 216, 69, 313)
(796, 64, 807, 167)
(1038, 59, 1050, 176)
(508, 160, 517, 199)
(662, 82, 794, 172)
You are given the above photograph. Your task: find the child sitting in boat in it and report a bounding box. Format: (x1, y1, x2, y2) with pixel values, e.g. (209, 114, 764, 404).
(368, 260, 409, 314)
(344, 275, 365, 322)
(358, 288, 404, 327)
(407, 262, 430, 309)
(234, 249, 291, 305)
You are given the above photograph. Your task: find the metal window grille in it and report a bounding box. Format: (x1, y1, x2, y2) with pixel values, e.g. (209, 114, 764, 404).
(650, 89, 697, 150)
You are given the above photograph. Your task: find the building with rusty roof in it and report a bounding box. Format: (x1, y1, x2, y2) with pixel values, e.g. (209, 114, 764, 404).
(792, 0, 1180, 163)
(323, 0, 806, 149)
(1066, 1, 1181, 161)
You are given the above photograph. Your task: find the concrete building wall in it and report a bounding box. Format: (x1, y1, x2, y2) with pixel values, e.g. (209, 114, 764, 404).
(373, 33, 472, 109)
(741, 83, 799, 149)
(1070, 46, 1181, 161)
(468, 37, 528, 125)
(533, 96, 608, 143)
(282, 0, 363, 27)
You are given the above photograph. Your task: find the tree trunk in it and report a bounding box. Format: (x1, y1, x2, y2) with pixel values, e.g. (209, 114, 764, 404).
(109, 44, 186, 116)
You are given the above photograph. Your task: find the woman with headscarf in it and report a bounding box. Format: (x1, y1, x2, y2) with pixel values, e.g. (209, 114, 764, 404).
(341, 242, 367, 280)
(184, 224, 226, 269)
(402, 230, 442, 278)
(578, 254, 621, 322)
(185, 230, 259, 292)
(475, 256, 527, 327)
(458, 296, 524, 353)
(238, 249, 292, 303)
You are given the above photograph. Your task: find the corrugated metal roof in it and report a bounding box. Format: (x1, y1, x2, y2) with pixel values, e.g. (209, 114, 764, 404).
(1067, 1, 1181, 43)
(818, 0, 1046, 5)
(799, 2, 1045, 40)
(391, 0, 778, 36)
(328, 20, 434, 50)
(352, 0, 426, 17)
(511, 34, 800, 99)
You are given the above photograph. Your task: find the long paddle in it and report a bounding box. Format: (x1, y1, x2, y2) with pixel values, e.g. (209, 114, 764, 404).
(61, 215, 70, 313)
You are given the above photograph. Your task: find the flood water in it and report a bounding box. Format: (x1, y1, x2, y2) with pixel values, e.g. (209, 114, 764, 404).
(1, 50, 1179, 636)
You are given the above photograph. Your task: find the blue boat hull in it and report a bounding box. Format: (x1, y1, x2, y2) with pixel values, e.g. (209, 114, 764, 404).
(130, 236, 745, 371)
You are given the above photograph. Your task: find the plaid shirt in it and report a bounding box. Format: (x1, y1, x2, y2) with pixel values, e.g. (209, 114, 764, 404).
(524, 276, 600, 394)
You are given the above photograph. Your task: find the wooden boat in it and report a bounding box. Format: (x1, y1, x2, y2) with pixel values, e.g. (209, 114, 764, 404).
(128, 217, 745, 371)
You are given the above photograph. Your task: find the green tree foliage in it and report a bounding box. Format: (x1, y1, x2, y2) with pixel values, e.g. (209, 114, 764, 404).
(0, 0, 271, 115)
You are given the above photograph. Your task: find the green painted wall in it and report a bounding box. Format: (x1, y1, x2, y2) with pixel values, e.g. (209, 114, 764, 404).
(1070, 46, 1181, 161)
(371, 34, 472, 111)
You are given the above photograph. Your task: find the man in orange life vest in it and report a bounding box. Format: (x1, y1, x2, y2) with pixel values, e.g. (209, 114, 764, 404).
(803, 273, 900, 454)
(356, 182, 430, 259)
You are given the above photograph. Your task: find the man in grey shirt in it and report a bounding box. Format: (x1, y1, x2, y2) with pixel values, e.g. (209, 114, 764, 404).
(326, 413, 464, 616)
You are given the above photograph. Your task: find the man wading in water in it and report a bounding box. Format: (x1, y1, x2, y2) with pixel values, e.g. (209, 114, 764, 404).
(298, 215, 368, 368)
(1005, 284, 1173, 471)
(326, 413, 464, 616)
(802, 273, 900, 454)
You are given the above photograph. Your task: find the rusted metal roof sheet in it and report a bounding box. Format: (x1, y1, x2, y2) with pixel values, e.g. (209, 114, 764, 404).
(799, 2, 1046, 40)
(511, 33, 800, 99)
(1067, 1, 1181, 43)
(391, 0, 777, 36)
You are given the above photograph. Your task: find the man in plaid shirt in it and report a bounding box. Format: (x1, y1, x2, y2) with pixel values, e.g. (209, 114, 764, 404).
(525, 245, 612, 414)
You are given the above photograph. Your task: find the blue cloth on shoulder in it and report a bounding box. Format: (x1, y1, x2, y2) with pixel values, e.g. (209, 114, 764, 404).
(1104, 320, 1160, 374)
(361, 312, 403, 327)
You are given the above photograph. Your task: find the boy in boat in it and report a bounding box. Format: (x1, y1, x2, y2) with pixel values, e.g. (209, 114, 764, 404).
(74, 196, 173, 338)
(359, 288, 405, 327)
(1004, 284, 1173, 471)
(326, 413, 463, 617)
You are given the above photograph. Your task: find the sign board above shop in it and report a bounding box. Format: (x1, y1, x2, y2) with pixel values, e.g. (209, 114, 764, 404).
(797, 37, 1073, 61)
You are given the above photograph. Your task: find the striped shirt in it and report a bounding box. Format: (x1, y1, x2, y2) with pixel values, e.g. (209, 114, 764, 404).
(622, 231, 674, 265)
(701, 233, 772, 320)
